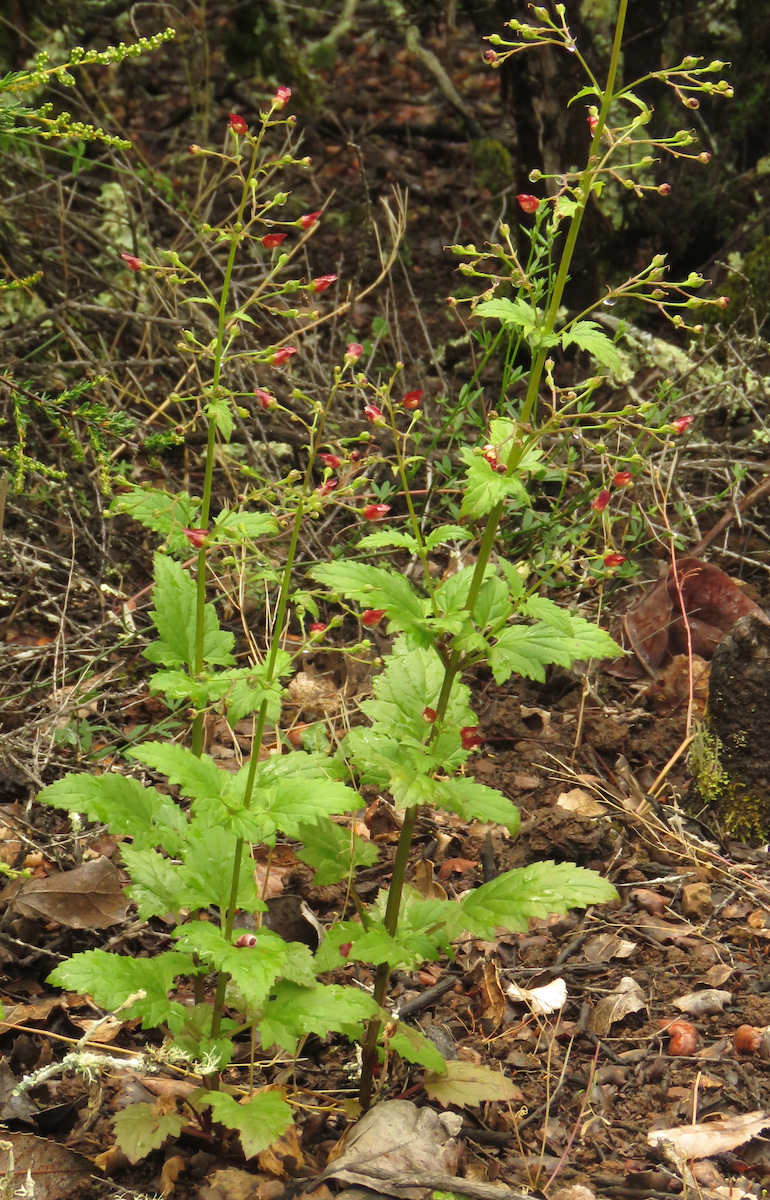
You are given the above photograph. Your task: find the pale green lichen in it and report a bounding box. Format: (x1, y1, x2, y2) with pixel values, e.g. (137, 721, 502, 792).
(690, 721, 770, 840)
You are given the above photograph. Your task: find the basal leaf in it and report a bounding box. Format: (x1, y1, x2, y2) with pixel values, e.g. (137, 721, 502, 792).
(205, 1091, 293, 1159)
(460, 861, 618, 938)
(113, 1102, 186, 1164)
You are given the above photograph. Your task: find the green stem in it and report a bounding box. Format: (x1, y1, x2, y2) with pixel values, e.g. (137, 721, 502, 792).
(358, 0, 629, 1109)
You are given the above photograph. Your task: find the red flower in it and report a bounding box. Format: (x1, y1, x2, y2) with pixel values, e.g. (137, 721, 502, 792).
(318, 479, 338, 496)
(271, 347, 297, 367)
(254, 388, 276, 409)
(402, 390, 423, 410)
(364, 404, 384, 425)
(423, 707, 438, 723)
(310, 622, 327, 634)
(299, 211, 322, 230)
(309, 274, 337, 293)
(262, 232, 287, 249)
(182, 527, 209, 548)
(235, 932, 258, 947)
(613, 471, 633, 487)
(272, 86, 292, 109)
(228, 113, 248, 135)
(516, 194, 540, 214)
(345, 342, 363, 363)
(591, 489, 611, 511)
(672, 415, 694, 434)
(603, 553, 626, 567)
(461, 726, 483, 751)
(339, 942, 352, 958)
(361, 609, 386, 626)
(362, 504, 390, 521)
(120, 252, 143, 271)
(318, 453, 342, 469)
(587, 112, 599, 134)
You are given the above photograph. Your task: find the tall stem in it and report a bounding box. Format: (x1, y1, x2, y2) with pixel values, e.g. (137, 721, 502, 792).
(358, 0, 629, 1109)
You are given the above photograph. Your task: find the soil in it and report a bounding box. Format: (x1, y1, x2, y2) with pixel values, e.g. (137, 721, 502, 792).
(2, 7, 770, 1200)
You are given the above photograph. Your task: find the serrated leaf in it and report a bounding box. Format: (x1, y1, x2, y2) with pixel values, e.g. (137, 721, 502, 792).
(311, 562, 427, 634)
(205, 1091, 293, 1159)
(433, 776, 520, 835)
(109, 486, 200, 556)
(204, 395, 234, 441)
(295, 819, 378, 885)
(213, 510, 278, 545)
(113, 1102, 186, 1164)
(476, 297, 539, 336)
(490, 616, 621, 684)
(144, 553, 235, 671)
(258, 981, 381, 1050)
(460, 862, 618, 938)
(424, 524, 470, 551)
(386, 1022, 448, 1073)
(38, 772, 187, 854)
(177, 828, 263, 913)
(48, 949, 192, 1027)
(561, 320, 622, 373)
(459, 455, 529, 520)
(122, 846, 186, 920)
(130, 742, 226, 804)
(357, 530, 419, 552)
(423, 1061, 522, 1109)
(172, 922, 288, 1010)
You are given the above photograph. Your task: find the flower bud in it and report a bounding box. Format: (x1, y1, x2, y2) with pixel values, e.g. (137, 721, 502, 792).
(603, 552, 626, 568)
(309, 274, 337, 293)
(120, 252, 144, 271)
(361, 609, 386, 626)
(228, 113, 248, 134)
(516, 193, 540, 213)
(658, 183, 672, 196)
(299, 210, 322, 230)
(271, 347, 297, 367)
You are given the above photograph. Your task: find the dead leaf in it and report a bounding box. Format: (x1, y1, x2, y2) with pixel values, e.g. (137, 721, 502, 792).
(160, 1153, 186, 1198)
(608, 557, 770, 678)
(681, 882, 713, 919)
(0, 1132, 93, 1199)
(200, 1167, 274, 1200)
(423, 1060, 523, 1109)
(506, 977, 567, 1014)
(582, 933, 637, 963)
(319, 1100, 462, 1200)
(437, 857, 478, 881)
(556, 788, 607, 816)
(412, 859, 447, 900)
(0, 857, 128, 928)
(588, 976, 646, 1035)
(648, 1111, 770, 1162)
(474, 960, 506, 1026)
(258, 1122, 304, 1178)
(672, 989, 732, 1016)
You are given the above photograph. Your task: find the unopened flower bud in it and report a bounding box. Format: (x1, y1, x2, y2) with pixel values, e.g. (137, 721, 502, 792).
(516, 193, 540, 213)
(361, 609, 386, 626)
(603, 553, 626, 568)
(120, 252, 144, 271)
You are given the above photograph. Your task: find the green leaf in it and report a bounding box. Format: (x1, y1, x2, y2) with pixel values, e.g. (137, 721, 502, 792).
(460, 862, 618, 938)
(213, 510, 278, 545)
(48, 949, 192, 1028)
(177, 828, 263, 913)
(295, 820, 378, 885)
(258, 981, 380, 1051)
(423, 1061, 522, 1109)
(490, 617, 622, 684)
(109, 486, 200, 557)
(386, 1022, 448, 1073)
(459, 455, 529, 520)
(38, 772, 187, 854)
(130, 742, 226, 804)
(432, 776, 520, 835)
(205, 1091, 293, 1158)
(113, 1102, 186, 1164)
(226, 661, 288, 724)
(476, 297, 539, 337)
(122, 846, 186, 920)
(172, 923, 287, 1010)
(144, 553, 235, 671)
(357, 530, 419, 553)
(424, 524, 470, 551)
(310, 562, 428, 636)
(204, 395, 234, 442)
(561, 320, 621, 373)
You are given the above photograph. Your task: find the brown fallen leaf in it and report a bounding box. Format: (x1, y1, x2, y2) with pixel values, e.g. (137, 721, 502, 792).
(588, 976, 647, 1035)
(648, 1110, 770, 1162)
(0, 1132, 93, 1199)
(672, 989, 732, 1016)
(0, 856, 128, 928)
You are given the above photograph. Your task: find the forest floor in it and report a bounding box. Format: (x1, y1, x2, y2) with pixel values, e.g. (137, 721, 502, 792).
(2, 9, 770, 1200)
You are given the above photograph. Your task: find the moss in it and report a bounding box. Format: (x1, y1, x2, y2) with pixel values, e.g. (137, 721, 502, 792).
(468, 138, 513, 194)
(722, 235, 770, 331)
(690, 721, 770, 840)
